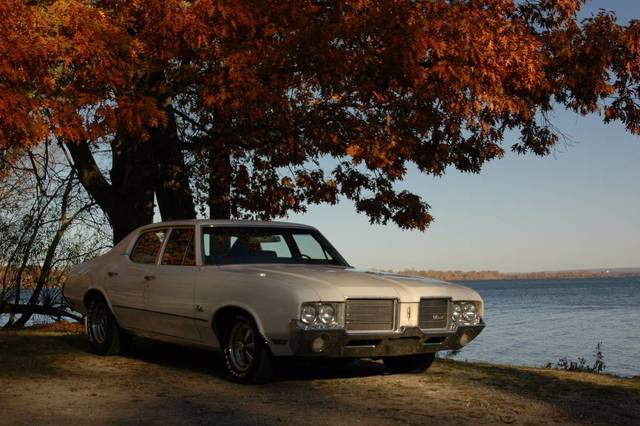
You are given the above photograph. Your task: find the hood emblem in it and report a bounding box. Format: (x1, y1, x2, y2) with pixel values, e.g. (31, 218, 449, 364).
(407, 306, 411, 320)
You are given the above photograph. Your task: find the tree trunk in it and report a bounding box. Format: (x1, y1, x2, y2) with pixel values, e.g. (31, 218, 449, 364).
(4, 224, 38, 327)
(1, 304, 83, 322)
(208, 146, 231, 219)
(109, 135, 156, 242)
(151, 111, 196, 221)
(66, 114, 201, 244)
(66, 135, 155, 244)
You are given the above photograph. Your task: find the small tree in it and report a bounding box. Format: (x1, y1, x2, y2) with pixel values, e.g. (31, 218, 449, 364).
(0, 142, 110, 327)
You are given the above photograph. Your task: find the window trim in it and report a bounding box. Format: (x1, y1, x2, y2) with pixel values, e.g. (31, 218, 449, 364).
(129, 228, 169, 265)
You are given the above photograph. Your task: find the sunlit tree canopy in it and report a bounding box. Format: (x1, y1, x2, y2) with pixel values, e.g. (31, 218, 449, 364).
(1, 0, 638, 241)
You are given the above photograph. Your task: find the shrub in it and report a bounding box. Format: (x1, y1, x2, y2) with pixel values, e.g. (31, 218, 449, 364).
(546, 342, 606, 374)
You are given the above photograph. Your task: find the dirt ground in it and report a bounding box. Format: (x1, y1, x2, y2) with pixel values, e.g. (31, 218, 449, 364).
(1, 326, 638, 426)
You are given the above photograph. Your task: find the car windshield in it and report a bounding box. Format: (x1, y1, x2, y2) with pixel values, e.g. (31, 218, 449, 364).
(202, 227, 348, 266)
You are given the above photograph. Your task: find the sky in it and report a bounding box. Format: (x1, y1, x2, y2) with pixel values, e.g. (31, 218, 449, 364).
(287, 1, 640, 273)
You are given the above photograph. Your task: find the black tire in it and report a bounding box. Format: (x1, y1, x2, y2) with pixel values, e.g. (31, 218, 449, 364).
(383, 353, 435, 374)
(222, 313, 275, 384)
(86, 297, 131, 356)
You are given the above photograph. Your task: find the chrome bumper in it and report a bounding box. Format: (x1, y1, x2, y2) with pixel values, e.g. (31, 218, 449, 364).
(288, 320, 485, 358)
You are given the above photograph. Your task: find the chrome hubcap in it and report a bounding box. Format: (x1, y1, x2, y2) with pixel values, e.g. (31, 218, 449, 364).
(228, 321, 256, 372)
(90, 303, 108, 344)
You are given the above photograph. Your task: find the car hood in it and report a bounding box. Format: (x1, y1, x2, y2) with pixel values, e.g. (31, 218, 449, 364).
(219, 264, 482, 303)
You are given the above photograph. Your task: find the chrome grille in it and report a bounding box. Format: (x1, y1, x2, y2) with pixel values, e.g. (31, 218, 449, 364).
(419, 298, 449, 329)
(345, 299, 395, 331)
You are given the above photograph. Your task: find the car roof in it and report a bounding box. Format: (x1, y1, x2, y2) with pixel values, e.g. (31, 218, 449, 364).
(136, 219, 316, 232)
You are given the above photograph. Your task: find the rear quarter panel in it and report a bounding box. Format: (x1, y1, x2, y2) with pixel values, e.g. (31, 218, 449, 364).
(63, 259, 99, 315)
(63, 246, 124, 315)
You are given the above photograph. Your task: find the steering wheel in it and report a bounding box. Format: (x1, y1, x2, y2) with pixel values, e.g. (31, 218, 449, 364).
(301, 254, 312, 260)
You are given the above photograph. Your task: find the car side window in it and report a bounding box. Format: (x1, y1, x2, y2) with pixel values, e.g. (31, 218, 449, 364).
(161, 228, 196, 266)
(130, 229, 168, 264)
(292, 233, 332, 260)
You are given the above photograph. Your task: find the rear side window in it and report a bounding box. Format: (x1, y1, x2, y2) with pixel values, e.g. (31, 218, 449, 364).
(131, 229, 168, 264)
(162, 228, 196, 266)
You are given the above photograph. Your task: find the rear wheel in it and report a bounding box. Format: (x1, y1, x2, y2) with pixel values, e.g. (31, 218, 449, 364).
(222, 313, 274, 384)
(383, 353, 435, 374)
(86, 297, 131, 356)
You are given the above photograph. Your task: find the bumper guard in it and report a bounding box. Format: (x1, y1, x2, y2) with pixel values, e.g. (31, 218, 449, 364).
(288, 320, 485, 357)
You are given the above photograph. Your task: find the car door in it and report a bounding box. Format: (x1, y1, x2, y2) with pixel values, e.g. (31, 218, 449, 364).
(145, 226, 201, 342)
(107, 228, 168, 332)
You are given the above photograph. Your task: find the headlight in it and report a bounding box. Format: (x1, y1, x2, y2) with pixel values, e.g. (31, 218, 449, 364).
(462, 303, 478, 323)
(451, 301, 481, 326)
(300, 302, 344, 328)
(301, 305, 317, 324)
(451, 303, 462, 322)
(318, 304, 336, 324)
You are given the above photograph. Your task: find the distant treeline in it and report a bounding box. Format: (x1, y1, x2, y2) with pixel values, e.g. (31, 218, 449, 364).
(396, 269, 640, 281)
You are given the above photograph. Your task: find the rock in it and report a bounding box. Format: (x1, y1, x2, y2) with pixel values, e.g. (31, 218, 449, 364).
(500, 413, 517, 424)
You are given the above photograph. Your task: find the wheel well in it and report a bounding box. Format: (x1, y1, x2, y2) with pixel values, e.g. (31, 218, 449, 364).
(83, 290, 123, 330)
(212, 306, 257, 345)
(83, 289, 105, 309)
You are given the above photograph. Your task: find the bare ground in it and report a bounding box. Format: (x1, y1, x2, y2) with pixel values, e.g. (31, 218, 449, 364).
(0, 326, 638, 426)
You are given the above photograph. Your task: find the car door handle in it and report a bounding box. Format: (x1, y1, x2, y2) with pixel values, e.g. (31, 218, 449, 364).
(107, 271, 118, 277)
(144, 275, 156, 281)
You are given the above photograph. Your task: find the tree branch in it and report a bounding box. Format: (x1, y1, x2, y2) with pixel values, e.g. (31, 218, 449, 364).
(62, 140, 116, 216)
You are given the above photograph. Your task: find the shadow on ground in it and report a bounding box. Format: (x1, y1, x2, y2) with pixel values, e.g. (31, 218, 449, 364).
(1, 331, 639, 426)
(92, 334, 640, 424)
(125, 334, 390, 381)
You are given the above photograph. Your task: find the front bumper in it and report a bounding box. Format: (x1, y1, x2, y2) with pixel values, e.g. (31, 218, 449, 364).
(288, 320, 485, 358)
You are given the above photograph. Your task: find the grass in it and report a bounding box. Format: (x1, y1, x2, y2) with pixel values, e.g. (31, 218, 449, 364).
(1, 327, 639, 425)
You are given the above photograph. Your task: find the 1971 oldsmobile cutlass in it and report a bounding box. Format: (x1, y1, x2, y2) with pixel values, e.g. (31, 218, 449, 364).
(64, 220, 485, 383)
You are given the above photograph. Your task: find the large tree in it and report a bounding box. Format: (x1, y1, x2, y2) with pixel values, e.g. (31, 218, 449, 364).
(1, 0, 639, 242)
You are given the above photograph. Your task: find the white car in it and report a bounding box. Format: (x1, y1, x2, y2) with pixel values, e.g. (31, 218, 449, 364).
(64, 220, 485, 383)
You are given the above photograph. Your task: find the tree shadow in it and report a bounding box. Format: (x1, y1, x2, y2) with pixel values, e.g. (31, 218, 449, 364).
(124, 336, 389, 381)
(4, 332, 639, 426)
(104, 339, 640, 425)
(122, 336, 228, 376)
(3, 333, 398, 424)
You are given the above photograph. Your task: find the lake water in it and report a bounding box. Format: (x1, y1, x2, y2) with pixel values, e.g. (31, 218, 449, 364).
(2, 277, 639, 377)
(453, 276, 640, 377)
(0, 288, 68, 327)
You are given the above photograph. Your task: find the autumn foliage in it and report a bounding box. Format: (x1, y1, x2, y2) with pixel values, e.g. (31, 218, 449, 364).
(1, 1, 639, 241)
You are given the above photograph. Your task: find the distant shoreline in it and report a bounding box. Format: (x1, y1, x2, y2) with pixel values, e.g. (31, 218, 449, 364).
(394, 269, 640, 282)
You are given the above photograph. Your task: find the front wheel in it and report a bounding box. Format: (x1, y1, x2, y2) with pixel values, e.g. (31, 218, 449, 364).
(86, 297, 131, 356)
(222, 314, 275, 384)
(383, 353, 435, 374)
